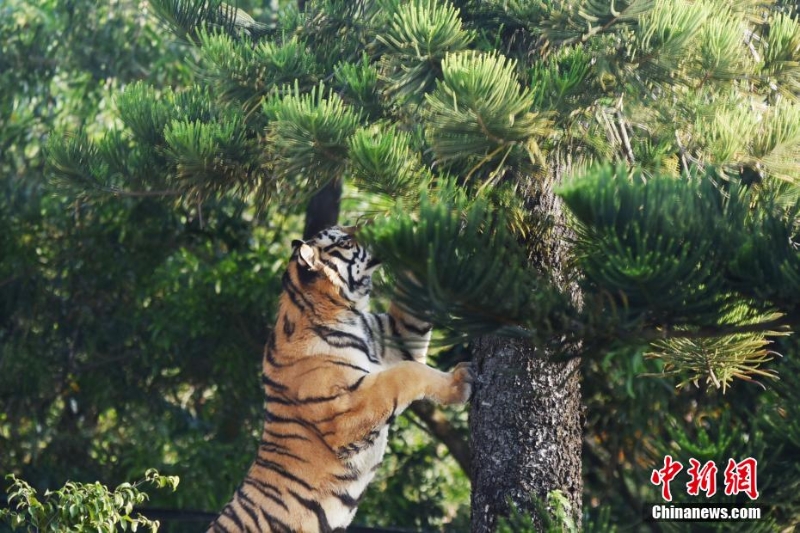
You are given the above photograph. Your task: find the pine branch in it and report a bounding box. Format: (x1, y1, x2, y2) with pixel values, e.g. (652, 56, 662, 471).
(265, 82, 361, 195)
(637, 315, 794, 342)
(197, 32, 320, 111)
(377, 0, 475, 104)
(149, 0, 272, 44)
(425, 51, 552, 181)
(761, 11, 800, 97)
(358, 186, 573, 343)
(558, 164, 741, 326)
(544, 0, 656, 46)
(347, 124, 431, 203)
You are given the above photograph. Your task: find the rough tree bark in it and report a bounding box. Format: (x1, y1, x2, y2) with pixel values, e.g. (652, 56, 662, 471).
(470, 171, 583, 531)
(470, 338, 582, 531)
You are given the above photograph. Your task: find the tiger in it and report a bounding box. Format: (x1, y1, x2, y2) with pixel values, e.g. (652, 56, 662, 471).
(207, 225, 474, 533)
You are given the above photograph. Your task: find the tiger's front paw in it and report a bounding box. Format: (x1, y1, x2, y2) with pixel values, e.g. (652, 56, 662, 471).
(441, 362, 474, 405)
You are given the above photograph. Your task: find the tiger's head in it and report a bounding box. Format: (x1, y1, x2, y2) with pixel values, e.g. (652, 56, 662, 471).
(291, 226, 380, 309)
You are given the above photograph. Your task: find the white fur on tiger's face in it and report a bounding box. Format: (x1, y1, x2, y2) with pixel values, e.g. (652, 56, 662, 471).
(208, 225, 473, 533)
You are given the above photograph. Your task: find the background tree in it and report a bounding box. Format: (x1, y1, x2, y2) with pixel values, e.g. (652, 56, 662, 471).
(6, 0, 800, 531)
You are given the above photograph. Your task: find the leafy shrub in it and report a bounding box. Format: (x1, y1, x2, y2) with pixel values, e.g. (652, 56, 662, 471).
(0, 469, 179, 532)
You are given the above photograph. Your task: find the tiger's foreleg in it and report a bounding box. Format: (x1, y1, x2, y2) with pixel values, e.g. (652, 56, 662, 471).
(325, 361, 472, 449)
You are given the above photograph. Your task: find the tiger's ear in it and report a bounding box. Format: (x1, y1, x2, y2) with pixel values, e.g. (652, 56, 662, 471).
(297, 243, 323, 271)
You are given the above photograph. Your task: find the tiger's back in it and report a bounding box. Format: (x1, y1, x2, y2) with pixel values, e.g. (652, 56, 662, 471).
(208, 226, 472, 533)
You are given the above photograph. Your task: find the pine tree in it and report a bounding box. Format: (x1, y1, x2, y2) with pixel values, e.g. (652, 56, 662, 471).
(48, 0, 800, 529)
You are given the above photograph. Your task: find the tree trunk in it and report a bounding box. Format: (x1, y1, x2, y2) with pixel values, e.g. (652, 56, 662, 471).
(470, 336, 582, 531)
(470, 167, 583, 531)
(303, 178, 342, 239)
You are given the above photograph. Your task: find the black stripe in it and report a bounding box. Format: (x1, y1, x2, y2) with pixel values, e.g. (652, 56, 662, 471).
(220, 502, 245, 531)
(345, 259, 357, 291)
(347, 375, 367, 392)
(264, 392, 294, 405)
(263, 407, 335, 453)
(313, 407, 354, 424)
(281, 271, 308, 312)
(386, 315, 414, 361)
(264, 345, 286, 369)
(264, 333, 290, 369)
(289, 489, 333, 533)
(255, 458, 314, 491)
(356, 310, 377, 351)
(264, 514, 293, 533)
(296, 260, 322, 286)
(259, 440, 309, 462)
(261, 372, 288, 392)
(284, 268, 322, 315)
(242, 478, 289, 512)
(259, 438, 289, 451)
(296, 391, 345, 404)
(321, 257, 349, 287)
(263, 428, 311, 442)
(334, 469, 359, 482)
(329, 360, 370, 373)
(334, 491, 359, 509)
(263, 336, 302, 369)
(311, 325, 377, 363)
(243, 476, 282, 498)
(400, 318, 432, 336)
(326, 249, 350, 261)
(322, 240, 348, 252)
(282, 314, 295, 338)
(235, 486, 263, 529)
(212, 519, 232, 533)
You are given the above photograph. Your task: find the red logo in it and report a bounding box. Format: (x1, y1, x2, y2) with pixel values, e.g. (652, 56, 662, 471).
(651, 456, 759, 501)
(723, 458, 759, 500)
(651, 455, 683, 502)
(686, 458, 718, 497)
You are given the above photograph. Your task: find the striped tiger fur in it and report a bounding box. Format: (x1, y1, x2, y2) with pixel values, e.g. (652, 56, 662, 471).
(208, 225, 473, 533)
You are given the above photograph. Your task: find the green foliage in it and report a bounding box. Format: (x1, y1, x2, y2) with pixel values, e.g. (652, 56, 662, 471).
(495, 490, 585, 533)
(347, 124, 431, 201)
(377, 0, 475, 104)
(425, 51, 551, 181)
(582, 339, 800, 531)
(197, 31, 319, 110)
(559, 165, 734, 324)
(149, 0, 273, 42)
(528, 45, 593, 111)
(359, 187, 570, 343)
(646, 321, 781, 391)
(265, 82, 362, 194)
(0, 470, 178, 532)
(761, 11, 800, 97)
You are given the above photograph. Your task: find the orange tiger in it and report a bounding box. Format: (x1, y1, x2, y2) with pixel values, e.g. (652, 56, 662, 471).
(207, 225, 473, 533)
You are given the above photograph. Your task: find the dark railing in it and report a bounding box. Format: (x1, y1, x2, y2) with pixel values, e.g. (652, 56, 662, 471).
(0, 500, 422, 532)
(139, 508, 422, 532)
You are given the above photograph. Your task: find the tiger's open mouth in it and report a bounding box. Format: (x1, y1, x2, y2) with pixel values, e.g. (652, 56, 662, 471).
(366, 257, 382, 269)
